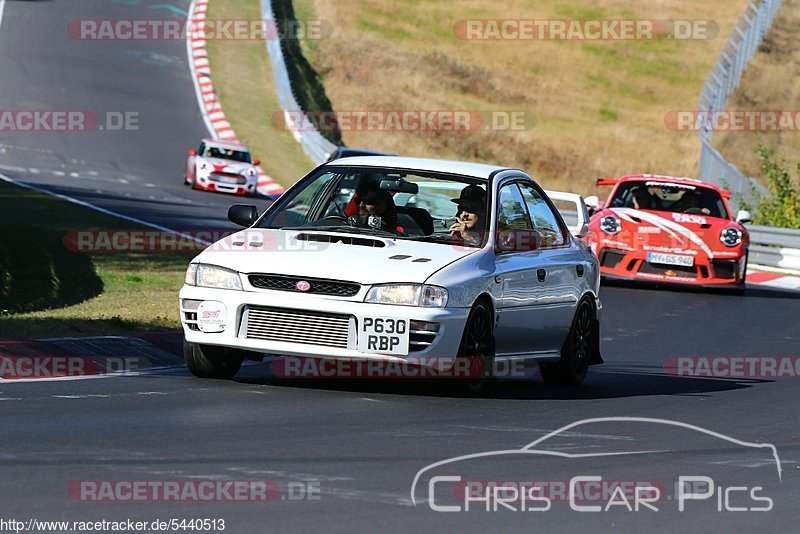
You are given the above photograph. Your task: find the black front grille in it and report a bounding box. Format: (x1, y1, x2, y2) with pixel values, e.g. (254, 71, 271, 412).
(712, 260, 737, 279)
(248, 274, 361, 297)
(639, 262, 697, 277)
(210, 173, 246, 184)
(600, 250, 626, 269)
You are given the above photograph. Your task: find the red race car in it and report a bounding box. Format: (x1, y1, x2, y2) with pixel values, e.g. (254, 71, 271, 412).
(185, 138, 260, 196)
(586, 174, 752, 292)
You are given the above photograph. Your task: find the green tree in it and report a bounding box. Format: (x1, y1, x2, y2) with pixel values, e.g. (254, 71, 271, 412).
(740, 142, 800, 228)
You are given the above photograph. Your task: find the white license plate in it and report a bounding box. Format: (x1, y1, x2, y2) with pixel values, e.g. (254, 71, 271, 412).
(647, 252, 694, 267)
(357, 317, 409, 355)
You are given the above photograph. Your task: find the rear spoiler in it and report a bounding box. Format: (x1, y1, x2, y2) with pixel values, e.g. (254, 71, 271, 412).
(596, 177, 618, 187)
(544, 190, 590, 239)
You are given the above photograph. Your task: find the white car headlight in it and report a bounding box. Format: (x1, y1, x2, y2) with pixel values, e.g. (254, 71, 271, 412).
(365, 284, 448, 307)
(600, 215, 621, 235)
(245, 167, 257, 177)
(197, 159, 212, 178)
(184, 263, 198, 285)
(196, 264, 243, 290)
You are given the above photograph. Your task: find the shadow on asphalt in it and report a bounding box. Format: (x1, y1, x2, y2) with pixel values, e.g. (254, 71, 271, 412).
(602, 277, 800, 299)
(232, 362, 763, 400)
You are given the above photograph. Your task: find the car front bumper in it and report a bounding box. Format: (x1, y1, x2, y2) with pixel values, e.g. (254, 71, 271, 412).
(195, 175, 257, 195)
(595, 244, 747, 287)
(178, 285, 470, 367)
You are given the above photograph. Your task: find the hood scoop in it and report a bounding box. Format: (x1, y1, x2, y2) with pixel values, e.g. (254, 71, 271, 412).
(296, 233, 386, 248)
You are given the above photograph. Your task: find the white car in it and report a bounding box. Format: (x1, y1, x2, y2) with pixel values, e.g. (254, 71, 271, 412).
(185, 138, 260, 196)
(179, 156, 603, 389)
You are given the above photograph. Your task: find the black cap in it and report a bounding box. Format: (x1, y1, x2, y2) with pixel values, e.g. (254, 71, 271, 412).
(451, 185, 486, 212)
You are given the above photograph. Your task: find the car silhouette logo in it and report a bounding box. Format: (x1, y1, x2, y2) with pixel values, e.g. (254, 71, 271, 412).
(296, 280, 311, 292)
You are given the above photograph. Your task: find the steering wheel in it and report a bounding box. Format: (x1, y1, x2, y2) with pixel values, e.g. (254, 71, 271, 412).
(684, 208, 706, 215)
(320, 215, 349, 224)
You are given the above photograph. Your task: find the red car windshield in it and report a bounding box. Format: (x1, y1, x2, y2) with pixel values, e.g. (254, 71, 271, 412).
(608, 181, 728, 219)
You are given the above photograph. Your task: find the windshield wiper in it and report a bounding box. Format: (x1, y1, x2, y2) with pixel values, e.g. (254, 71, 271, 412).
(414, 233, 464, 244)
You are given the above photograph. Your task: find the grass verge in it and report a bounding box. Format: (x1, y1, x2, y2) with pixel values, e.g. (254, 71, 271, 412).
(205, 0, 317, 186)
(0, 180, 195, 340)
(304, 0, 748, 194)
(714, 0, 800, 179)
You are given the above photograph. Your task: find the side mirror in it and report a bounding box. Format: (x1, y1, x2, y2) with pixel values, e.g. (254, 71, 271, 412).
(228, 204, 259, 227)
(736, 210, 752, 224)
(188, 149, 197, 156)
(575, 222, 590, 239)
(253, 158, 261, 166)
(584, 195, 600, 216)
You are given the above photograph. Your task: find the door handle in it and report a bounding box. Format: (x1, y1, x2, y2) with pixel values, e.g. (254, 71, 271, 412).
(537, 269, 546, 282)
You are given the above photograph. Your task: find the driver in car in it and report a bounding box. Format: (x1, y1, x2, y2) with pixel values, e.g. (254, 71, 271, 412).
(343, 180, 404, 234)
(449, 184, 486, 245)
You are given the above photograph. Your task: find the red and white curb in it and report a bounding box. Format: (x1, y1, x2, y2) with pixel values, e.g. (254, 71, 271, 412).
(747, 268, 800, 291)
(186, 0, 285, 197)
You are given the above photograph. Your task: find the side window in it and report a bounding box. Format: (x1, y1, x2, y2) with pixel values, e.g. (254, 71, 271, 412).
(518, 183, 567, 248)
(497, 183, 532, 232)
(197, 142, 205, 156)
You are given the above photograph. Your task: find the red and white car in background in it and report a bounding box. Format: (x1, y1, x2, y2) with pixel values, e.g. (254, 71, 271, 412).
(185, 139, 260, 196)
(586, 174, 752, 292)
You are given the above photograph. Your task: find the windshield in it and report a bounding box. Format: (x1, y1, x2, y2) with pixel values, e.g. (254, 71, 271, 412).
(258, 167, 490, 246)
(608, 181, 728, 219)
(202, 145, 252, 163)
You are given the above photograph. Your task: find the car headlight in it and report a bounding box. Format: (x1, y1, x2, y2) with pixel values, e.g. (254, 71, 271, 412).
(196, 264, 243, 290)
(720, 227, 743, 247)
(365, 284, 448, 307)
(197, 159, 212, 178)
(600, 215, 621, 235)
(245, 167, 257, 177)
(184, 263, 198, 285)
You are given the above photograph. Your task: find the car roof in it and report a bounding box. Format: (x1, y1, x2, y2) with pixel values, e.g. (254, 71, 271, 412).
(202, 138, 249, 151)
(324, 156, 510, 180)
(618, 173, 724, 192)
(330, 147, 393, 159)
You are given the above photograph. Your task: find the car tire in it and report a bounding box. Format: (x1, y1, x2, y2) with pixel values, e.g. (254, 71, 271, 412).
(540, 297, 595, 386)
(450, 299, 495, 395)
(184, 340, 243, 379)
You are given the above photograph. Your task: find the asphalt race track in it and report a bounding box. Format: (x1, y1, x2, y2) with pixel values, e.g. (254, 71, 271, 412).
(0, 0, 278, 231)
(1, 1, 799, 532)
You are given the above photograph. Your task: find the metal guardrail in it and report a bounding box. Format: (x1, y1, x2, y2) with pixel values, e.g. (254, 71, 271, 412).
(260, 0, 338, 165)
(697, 0, 783, 204)
(749, 225, 800, 271)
